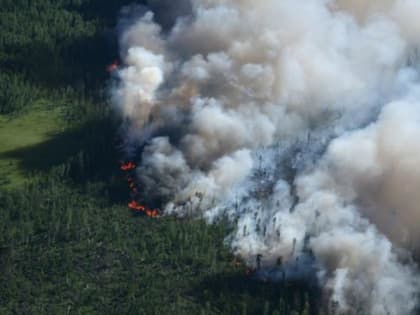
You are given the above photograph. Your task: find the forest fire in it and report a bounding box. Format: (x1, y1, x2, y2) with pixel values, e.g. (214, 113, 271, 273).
(111, 1, 420, 313)
(120, 161, 160, 218)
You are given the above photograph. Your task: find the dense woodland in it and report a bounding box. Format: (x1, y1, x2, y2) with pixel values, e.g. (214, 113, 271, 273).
(0, 1, 320, 314)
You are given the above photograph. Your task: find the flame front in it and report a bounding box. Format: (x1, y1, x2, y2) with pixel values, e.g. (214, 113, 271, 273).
(120, 161, 136, 171)
(120, 161, 160, 218)
(106, 59, 120, 73)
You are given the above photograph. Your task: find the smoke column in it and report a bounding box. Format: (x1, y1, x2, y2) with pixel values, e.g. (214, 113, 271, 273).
(111, 1, 420, 313)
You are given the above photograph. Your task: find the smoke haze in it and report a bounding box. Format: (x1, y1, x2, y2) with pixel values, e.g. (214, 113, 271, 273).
(111, 1, 420, 313)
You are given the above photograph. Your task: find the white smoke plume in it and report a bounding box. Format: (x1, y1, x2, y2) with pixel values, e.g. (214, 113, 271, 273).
(111, 0, 420, 314)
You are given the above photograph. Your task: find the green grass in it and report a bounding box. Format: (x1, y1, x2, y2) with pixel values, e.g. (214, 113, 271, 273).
(0, 103, 65, 188)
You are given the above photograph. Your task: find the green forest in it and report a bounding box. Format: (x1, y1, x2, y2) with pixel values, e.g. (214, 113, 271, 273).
(0, 1, 318, 314)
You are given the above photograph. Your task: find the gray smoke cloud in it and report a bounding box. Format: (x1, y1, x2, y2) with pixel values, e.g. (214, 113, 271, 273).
(111, 0, 420, 314)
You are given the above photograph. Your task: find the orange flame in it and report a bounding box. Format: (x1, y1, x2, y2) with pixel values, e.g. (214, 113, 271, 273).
(120, 161, 136, 171)
(106, 59, 120, 73)
(121, 161, 160, 218)
(128, 200, 160, 218)
(146, 209, 159, 218)
(128, 200, 145, 212)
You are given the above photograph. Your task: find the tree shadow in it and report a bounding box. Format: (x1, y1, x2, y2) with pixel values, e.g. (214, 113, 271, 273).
(1, 34, 115, 93)
(78, 0, 191, 30)
(0, 117, 118, 179)
(191, 272, 321, 315)
(0, 115, 130, 202)
(77, 0, 143, 26)
(1, 129, 81, 172)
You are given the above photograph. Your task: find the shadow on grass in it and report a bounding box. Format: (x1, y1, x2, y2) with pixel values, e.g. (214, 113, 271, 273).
(192, 272, 321, 315)
(1, 129, 82, 171)
(0, 117, 118, 180)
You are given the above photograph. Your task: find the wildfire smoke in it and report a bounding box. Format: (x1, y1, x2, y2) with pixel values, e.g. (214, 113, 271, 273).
(111, 1, 420, 314)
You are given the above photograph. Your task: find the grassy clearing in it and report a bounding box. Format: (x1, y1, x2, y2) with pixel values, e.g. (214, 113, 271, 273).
(0, 103, 65, 188)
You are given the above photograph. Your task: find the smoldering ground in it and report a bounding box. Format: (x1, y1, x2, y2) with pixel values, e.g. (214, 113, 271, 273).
(111, 1, 420, 314)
